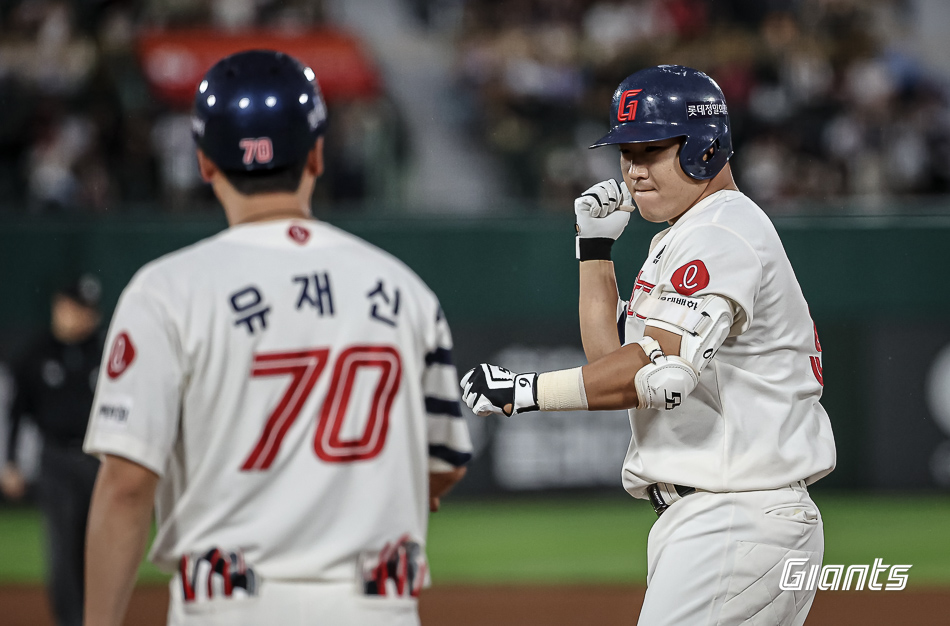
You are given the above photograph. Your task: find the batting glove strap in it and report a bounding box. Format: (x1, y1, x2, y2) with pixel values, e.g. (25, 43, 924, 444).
(576, 237, 614, 261)
(512, 372, 539, 414)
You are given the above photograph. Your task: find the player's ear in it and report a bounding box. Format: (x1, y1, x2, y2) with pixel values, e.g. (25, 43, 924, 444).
(306, 137, 325, 179)
(196, 149, 219, 183)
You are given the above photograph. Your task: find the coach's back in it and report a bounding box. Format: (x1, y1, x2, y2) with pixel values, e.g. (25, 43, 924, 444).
(85, 219, 468, 583)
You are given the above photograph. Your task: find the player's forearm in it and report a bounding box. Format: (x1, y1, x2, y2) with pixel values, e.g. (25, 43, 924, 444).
(579, 260, 622, 362)
(85, 457, 158, 626)
(580, 343, 645, 410)
(579, 326, 683, 411)
(462, 327, 685, 415)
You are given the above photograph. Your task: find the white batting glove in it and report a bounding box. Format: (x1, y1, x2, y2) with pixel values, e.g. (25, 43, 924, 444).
(575, 179, 634, 260)
(576, 179, 634, 218)
(460, 364, 539, 417)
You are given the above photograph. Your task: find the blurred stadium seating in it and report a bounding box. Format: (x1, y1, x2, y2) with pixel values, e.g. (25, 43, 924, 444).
(450, 0, 950, 208)
(0, 0, 405, 214)
(1, 0, 949, 214)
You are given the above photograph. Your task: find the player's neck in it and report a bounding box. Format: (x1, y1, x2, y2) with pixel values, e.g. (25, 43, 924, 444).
(215, 178, 315, 226)
(670, 165, 739, 225)
(230, 204, 313, 226)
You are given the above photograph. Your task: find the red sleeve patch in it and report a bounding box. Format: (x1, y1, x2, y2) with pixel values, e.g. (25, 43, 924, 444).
(671, 260, 710, 296)
(107, 332, 136, 379)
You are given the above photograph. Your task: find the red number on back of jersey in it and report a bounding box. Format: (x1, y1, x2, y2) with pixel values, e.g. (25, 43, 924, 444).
(241, 345, 402, 470)
(314, 346, 402, 463)
(241, 349, 330, 471)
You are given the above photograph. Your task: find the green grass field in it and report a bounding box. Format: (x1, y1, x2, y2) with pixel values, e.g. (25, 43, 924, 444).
(1, 493, 948, 586)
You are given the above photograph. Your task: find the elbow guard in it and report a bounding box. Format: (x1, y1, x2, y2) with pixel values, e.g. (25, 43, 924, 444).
(633, 337, 698, 410)
(631, 293, 735, 410)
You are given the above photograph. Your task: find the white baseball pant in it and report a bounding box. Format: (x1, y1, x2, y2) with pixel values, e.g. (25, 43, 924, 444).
(167, 579, 420, 626)
(638, 482, 823, 626)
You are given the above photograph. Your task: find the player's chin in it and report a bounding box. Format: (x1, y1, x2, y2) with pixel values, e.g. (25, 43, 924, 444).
(634, 195, 669, 223)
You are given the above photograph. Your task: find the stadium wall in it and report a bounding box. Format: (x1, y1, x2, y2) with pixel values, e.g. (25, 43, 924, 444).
(2, 213, 949, 492)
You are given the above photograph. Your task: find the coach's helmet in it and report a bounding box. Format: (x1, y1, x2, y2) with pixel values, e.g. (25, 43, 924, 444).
(590, 65, 733, 180)
(191, 49, 328, 172)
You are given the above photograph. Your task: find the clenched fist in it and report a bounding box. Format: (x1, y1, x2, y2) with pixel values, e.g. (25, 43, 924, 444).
(460, 364, 538, 417)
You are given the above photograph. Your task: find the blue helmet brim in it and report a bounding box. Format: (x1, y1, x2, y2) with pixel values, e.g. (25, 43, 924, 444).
(589, 123, 687, 149)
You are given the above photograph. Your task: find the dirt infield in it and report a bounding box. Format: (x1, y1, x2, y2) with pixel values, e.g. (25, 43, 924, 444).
(2, 584, 949, 625)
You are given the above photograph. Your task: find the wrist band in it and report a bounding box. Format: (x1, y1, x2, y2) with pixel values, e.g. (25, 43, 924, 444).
(538, 367, 589, 411)
(512, 373, 540, 414)
(576, 237, 614, 261)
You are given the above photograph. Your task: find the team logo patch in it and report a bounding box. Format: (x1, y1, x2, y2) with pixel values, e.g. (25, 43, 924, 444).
(671, 260, 709, 296)
(288, 224, 310, 245)
(107, 332, 136, 379)
(617, 89, 642, 122)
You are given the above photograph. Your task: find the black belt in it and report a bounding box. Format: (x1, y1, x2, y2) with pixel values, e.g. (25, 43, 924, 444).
(648, 483, 696, 517)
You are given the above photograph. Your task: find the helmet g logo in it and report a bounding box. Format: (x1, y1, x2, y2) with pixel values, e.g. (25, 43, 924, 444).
(617, 89, 642, 122)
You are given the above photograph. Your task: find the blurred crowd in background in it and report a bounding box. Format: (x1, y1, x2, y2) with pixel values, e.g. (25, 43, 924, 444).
(0, 0, 948, 214)
(0, 0, 403, 214)
(452, 0, 950, 208)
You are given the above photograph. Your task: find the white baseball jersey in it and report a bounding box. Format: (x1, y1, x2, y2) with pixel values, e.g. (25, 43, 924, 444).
(84, 218, 472, 583)
(620, 190, 835, 497)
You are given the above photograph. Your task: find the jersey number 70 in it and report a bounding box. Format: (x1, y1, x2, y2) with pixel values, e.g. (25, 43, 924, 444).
(241, 346, 402, 470)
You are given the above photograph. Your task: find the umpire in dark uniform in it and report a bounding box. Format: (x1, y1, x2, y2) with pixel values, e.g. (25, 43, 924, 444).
(0, 275, 104, 626)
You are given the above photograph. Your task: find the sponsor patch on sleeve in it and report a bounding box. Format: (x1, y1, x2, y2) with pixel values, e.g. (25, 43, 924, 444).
(671, 260, 710, 296)
(95, 394, 133, 429)
(658, 293, 703, 310)
(107, 332, 136, 379)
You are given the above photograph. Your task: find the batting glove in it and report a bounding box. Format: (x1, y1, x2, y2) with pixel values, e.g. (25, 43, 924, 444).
(575, 179, 634, 261)
(460, 364, 539, 417)
(577, 179, 634, 219)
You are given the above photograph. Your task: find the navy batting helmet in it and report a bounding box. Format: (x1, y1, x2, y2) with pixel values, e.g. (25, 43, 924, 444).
(191, 50, 328, 172)
(590, 65, 732, 180)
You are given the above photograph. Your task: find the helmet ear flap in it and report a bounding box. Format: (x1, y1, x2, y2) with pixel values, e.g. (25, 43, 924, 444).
(703, 139, 720, 162)
(680, 134, 732, 180)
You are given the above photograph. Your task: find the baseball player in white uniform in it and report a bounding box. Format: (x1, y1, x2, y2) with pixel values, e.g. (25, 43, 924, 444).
(83, 50, 471, 626)
(461, 65, 836, 625)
